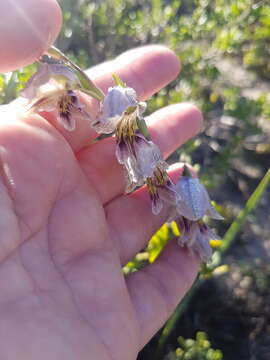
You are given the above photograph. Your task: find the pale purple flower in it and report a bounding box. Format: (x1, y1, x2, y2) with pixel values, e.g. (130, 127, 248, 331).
(175, 176, 223, 221)
(56, 90, 89, 131)
(92, 86, 146, 134)
(116, 126, 179, 213)
(22, 63, 82, 100)
(111, 97, 180, 213)
(21, 63, 90, 131)
(146, 165, 180, 215)
(176, 217, 219, 261)
(168, 169, 224, 261)
(116, 131, 167, 192)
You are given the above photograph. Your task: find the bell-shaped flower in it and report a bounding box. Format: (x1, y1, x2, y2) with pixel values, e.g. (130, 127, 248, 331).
(92, 86, 146, 134)
(22, 62, 82, 101)
(21, 62, 90, 131)
(175, 171, 223, 221)
(146, 165, 181, 215)
(116, 129, 167, 192)
(176, 217, 219, 261)
(111, 99, 166, 193)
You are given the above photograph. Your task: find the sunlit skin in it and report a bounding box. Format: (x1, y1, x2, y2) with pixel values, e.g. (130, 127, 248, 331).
(0, 1, 202, 359)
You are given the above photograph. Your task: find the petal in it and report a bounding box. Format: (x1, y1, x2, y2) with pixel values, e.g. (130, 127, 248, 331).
(115, 141, 129, 164)
(57, 91, 80, 131)
(148, 181, 178, 216)
(22, 63, 51, 99)
(193, 234, 212, 261)
(22, 62, 82, 104)
(198, 182, 224, 220)
(57, 113, 76, 131)
(92, 116, 118, 134)
(175, 217, 185, 234)
(175, 217, 219, 261)
(193, 223, 220, 261)
(201, 224, 220, 241)
(151, 195, 163, 215)
(94, 86, 138, 133)
(177, 220, 198, 246)
(27, 95, 57, 113)
(49, 63, 82, 88)
(175, 177, 209, 221)
(159, 180, 179, 205)
(206, 205, 224, 220)
(125, 156, 144, 189)
(125, 172, 139, 193)
(103, 86, 138, 118)
(69, 91, 92, 122)
(116, 142, 144, 192)
(134, 135, 166, 179)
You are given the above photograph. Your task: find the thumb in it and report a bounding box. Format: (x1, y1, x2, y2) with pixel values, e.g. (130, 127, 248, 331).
(0, 0, 62, 73)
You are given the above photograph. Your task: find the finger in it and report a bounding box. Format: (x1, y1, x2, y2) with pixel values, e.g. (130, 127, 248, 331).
(126, 241, 199, 348)
(42, 45, 181, 151)
(78, 103, 203, 204)
(106, 164, 191, 266)
(0, 0, 62, 73)
(86, 46, 181, 100)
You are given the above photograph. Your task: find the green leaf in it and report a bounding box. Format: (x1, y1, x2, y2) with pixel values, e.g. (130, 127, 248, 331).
(3, 72, 18, 103)
(136, 117, 151, 140)
(112, 73, 126, 87)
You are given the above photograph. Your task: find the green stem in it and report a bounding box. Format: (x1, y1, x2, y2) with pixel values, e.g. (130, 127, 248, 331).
(221, 167, 270, 253)
(3, 72, 17, 103)
(112, 73, 126, 87)
(137, 117, 151, 140)
(155, 278, 203, 359)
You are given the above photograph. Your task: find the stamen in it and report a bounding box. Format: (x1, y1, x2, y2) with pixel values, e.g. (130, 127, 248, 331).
(57, 92, 77, 130)
(115, 109, 138, 143)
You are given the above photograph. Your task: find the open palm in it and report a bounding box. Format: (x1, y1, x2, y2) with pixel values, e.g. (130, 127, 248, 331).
(0, 46, 201, 360)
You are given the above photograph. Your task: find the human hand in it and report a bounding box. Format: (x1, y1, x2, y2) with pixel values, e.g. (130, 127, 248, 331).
(0, 1, 202, 359)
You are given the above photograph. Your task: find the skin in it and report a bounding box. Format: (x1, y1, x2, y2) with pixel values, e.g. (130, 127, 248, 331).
(0, 1, 201, 359)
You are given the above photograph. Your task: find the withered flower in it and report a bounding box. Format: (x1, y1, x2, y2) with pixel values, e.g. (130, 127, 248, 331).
(146, 165, 180, 215)
(176, 217, 220, 261)
(22, 62, 90, 131)
(115, 104, 166, 192)
(171, 167, 223, 261)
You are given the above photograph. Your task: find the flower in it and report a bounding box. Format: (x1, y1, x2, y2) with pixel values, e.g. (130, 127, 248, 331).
(98, 90, 167, 196)
(22, 62, 81, 99)
(22, 62, 90, 131)
(169, 167, 224, 261)
(116, 132, 166, 192)
(92, 86, 146, 134)
(92, 81, 178, 211)
(45, 46, 105, 101)
(104, 87, 180, 212)
(113, 102, 179, 213)
(176, 217, 219, 261)
(146, 165, 180, 215)
(115, 106, 167, 190)
(175, 171, 223, 221)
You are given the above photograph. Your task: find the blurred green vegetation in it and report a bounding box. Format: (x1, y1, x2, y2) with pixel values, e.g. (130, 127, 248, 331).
(1, 0, 270, 358)
(166, 332, 223, 360)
